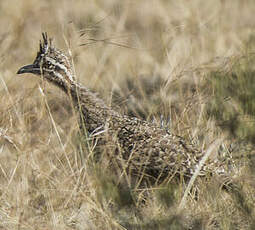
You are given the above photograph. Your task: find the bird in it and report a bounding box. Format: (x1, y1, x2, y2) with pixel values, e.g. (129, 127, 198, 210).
(17, 33, 231, 186)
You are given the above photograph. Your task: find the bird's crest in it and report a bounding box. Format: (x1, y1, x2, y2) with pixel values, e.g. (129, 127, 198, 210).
(17, 32, 75, 85)
(36, 32, 54, 61)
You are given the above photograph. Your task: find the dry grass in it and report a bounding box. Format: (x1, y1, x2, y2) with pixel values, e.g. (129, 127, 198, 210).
(0, 0, 255, 229)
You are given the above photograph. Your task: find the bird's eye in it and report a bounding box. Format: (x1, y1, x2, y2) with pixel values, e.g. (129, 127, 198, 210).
(45, 61, 53, 68)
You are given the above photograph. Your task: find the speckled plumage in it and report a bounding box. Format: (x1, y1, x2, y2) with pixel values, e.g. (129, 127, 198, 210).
(17, 33, 229, 184)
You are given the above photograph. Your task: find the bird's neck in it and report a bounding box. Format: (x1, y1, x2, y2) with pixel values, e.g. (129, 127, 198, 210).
(63, 81, 118, 134)
(69, 82, 108, 110)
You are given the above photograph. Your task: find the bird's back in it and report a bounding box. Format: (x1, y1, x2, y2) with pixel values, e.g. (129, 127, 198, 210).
(103, 114, 212, 181)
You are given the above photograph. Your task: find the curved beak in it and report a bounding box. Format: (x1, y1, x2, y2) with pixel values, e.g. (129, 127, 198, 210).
(17, 64, 41, 75)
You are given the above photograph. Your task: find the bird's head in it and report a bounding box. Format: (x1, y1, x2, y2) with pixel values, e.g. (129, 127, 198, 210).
(17, 33, 75, 87)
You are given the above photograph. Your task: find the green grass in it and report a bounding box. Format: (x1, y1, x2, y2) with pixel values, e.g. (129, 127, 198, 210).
(206, 53, 255, 144)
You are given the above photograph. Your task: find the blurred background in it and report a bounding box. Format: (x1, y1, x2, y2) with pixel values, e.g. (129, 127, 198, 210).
(0, 0, 255, 229)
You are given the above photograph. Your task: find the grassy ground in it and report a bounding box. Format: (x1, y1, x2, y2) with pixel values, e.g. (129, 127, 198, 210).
(0, 0, 255, 229)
